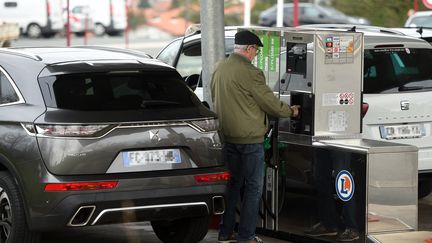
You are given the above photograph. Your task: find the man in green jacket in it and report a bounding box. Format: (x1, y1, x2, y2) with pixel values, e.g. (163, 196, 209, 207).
(212, 30, 300, 243)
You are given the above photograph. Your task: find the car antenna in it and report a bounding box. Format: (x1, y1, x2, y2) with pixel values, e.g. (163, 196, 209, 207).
(348, 26, 356, 32)
(417, 26, 423, 37)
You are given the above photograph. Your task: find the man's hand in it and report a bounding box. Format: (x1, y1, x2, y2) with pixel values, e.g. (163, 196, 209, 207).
(291, 105, 300, 117)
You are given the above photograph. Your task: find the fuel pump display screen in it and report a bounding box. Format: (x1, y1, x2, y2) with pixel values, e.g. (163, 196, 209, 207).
(286, 42, 307, 76)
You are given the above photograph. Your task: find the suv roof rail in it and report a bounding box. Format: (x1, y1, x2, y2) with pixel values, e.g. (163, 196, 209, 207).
(298, 24, 405, 35)
(401, 26, 432, 36)
(72, 46, 152, 59)
(0, 48, 42, 61)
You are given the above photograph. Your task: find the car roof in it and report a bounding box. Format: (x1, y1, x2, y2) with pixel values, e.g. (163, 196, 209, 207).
(183, 26, 239, 43)
(0, 46, 171, 67)
(296, 24, 431, 48)
(297, 24, 406, 35)
(409, 11, 432, 17)
(177, 24, 431, 50)
(391, 27, 432, 39)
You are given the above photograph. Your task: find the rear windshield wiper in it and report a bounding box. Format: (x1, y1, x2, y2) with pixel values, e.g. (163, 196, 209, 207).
(140, 100, 181, 108)
(398, 85, 424, 91)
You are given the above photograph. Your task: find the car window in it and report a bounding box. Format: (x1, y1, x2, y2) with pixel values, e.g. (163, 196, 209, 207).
(177, 44, 203, 77)
(304, 6, 321, 18)
(157, 39, 182, 66)
(0, 71, 19, 105)
(72, 6, 83, 14)
(176, 37, 235, 77)
(52, 71, 194, 111)
(317, 5, 345, 18)
(283, 6, 294, 15)
(364, 48, 432, 94)
(409, 16, 432, 27)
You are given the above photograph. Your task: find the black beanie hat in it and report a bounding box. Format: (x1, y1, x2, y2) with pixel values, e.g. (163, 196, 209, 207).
(234, 30, 263, 47)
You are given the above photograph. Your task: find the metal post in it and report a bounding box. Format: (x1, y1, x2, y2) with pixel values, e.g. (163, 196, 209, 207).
(66, 0, 71, 47)
(84, 13, 88, 45)
(293, 0, 299, 27)
(276, 0, 284, 27)
(199, 0, 225, 109)
(125, 0, 129, 49)
(244, 0, 251, 26)
(185, 0, 190, 30)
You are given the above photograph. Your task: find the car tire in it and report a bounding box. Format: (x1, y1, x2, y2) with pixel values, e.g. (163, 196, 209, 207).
(0, 172, 40, 243)
(42, 32, 56, 38)
(151, 215, 210, 243)
(74, 32, 85, 37)
(94, 24, 106, 36)
(418, 180, 432, 199)
(107, 30, 124, 37)
(27, 24, 42, 39)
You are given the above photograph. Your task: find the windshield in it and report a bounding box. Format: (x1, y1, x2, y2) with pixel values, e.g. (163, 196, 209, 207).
(317, 5, 346, 18)
(52, 71, 195, 110)
(409, 16, 432, 27)
(364, 48, 432, 94)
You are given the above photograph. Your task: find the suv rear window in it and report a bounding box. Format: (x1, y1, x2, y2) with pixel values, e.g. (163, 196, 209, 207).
(53, 71, 194, 110)
(364, 48, 432, 94)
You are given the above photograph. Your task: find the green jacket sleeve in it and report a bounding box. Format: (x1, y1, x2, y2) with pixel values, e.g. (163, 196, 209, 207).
(249, 68, 293, 118)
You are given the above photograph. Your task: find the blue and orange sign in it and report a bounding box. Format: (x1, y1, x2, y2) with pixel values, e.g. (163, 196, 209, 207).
(335, 170, 355, 201)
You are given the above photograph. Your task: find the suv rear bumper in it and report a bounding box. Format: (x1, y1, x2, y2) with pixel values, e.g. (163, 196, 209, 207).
(28, 183, 226, 231)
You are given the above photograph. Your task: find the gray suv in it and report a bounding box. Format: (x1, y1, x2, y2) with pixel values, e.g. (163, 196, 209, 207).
(0, 47, 227, 243)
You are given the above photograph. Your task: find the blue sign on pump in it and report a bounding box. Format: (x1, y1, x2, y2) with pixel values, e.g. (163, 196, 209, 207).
(335, 170, 355, 201)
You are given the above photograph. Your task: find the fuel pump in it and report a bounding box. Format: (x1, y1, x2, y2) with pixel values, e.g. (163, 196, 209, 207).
(242, 27, 421, 243)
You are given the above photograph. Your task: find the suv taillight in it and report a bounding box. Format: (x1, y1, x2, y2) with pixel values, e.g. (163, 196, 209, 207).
(361, 102, 369, 118)
(45, 181, 118, 191)
(189, 119, 219, 132)
(194, 172, 230, 183)
(35, 124, 112, 137)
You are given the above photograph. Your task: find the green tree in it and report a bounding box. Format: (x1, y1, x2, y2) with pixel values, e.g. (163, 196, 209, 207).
(331, 0, 429, 27)
(251, 0, 277, 24)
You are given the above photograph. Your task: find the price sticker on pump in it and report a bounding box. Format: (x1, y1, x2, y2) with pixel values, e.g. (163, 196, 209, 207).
(322, 92, 355, 106)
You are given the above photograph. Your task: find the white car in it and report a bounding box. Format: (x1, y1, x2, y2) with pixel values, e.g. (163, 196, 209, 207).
(405, 11, 432, 28)
(157, 25, 432, 198)
(0, 0, 63, 38)
(63, 5, 95, 36)
(65, 0, 127, 36)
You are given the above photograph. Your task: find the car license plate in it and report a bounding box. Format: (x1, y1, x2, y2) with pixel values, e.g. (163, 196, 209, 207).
(123, 149, 181, 167)
(379, 124, 425, 140)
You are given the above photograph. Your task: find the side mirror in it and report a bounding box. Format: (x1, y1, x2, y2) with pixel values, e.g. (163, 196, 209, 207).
(202, 101, 210, 109)
(185, 74, 200, 91)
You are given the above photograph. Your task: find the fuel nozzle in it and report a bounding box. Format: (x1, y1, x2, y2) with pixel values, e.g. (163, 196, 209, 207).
(264, 128, 273, 151)
(266, 128, 273, 139)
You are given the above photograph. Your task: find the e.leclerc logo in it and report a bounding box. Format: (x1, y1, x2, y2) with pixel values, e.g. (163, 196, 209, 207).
(335, 170, 355, 202)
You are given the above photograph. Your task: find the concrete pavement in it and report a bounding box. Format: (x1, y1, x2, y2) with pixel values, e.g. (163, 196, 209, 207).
(41, 222, 289, 243)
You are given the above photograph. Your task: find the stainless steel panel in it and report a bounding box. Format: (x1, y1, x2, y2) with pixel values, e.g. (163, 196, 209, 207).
(317, 139, 418, 154)
(367, 151, 418, 234)
(313, 139, 418, 233)
(313, 32, 363, 137)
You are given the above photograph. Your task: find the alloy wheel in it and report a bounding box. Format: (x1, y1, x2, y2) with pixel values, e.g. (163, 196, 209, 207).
(0, 188, 11, 242)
